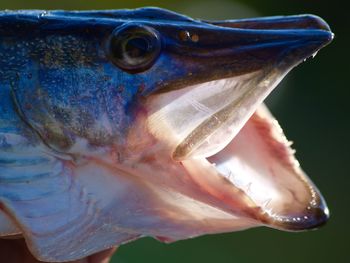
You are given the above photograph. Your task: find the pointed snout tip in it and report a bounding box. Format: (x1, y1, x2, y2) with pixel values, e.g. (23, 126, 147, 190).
(295, 206, 330, 231)
(204, 13, 334, 63)
(305, 28, 334, 47)
(299, 14, 332, 32)
(271, 14, 334, 46)
(303, 14, 333, 35)
(306, 14, 334, 43)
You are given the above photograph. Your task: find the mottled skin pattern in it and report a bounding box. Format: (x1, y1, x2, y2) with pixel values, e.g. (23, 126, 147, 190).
(1, 9, 225, 153)
(0, 10, 206, 153)
(1, 12, 139, 151)
(0, 8, 333, 262)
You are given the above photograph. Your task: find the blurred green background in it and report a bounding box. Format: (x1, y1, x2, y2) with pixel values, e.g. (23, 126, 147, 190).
(1, 1, 347, 262)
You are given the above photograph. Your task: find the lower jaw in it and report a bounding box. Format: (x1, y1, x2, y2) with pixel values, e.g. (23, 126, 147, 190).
(181, 105, 328, 231)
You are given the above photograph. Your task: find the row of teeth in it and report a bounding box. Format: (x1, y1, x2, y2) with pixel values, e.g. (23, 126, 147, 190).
(210, 162, 273, 210)
(210, 161, 310, 224)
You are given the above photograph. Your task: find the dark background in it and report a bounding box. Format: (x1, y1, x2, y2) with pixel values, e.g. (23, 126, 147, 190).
(0, 1, 347, 262)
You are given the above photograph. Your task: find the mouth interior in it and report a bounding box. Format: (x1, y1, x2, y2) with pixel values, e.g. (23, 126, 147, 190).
(206, 105, 321, 223)
(147, 69, 328, 230)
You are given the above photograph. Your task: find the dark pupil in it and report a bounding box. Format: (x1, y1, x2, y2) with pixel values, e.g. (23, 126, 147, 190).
(125, 37, 150, 59)
(110, 25, 161, 73)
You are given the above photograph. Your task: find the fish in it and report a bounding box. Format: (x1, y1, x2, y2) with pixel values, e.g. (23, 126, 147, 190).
(0, 7, 333, 262)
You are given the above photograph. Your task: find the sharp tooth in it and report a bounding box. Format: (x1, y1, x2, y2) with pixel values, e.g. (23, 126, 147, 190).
(245, 182, 252, 194)
(264, 207, 274, 217)
(263, 198, 272, 209)
(227, 170, 234, 181)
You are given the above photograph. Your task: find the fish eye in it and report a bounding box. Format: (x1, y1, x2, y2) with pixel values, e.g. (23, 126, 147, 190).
(109, 24, 161, 73)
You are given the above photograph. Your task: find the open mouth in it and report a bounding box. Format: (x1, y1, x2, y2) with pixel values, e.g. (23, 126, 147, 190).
(144, 15, 333, 232)
(147, 69, 329, 231)
(181, 103, 328, 231)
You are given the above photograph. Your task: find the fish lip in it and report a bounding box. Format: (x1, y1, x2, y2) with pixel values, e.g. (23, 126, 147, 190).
(271, 202, 330, 231)
(261, 182, 330, 231)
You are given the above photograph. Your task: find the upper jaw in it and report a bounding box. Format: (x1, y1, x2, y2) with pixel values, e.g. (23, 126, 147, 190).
(151, 14, 334, 94)
(146, 15, 334, 158)
(140, 15, 333, 232)
(149, 14, 334, 160)
(205, 14, 331, 31)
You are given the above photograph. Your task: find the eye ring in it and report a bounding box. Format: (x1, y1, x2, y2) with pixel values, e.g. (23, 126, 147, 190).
(109, 24, 161, 73)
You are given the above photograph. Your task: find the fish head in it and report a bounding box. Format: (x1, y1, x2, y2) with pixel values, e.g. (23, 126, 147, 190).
(110, 8, 333, 233)
(0, 8, 334, 259)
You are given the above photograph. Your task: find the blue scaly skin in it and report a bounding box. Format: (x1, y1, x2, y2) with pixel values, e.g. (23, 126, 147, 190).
(0, 8, 333, 262)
